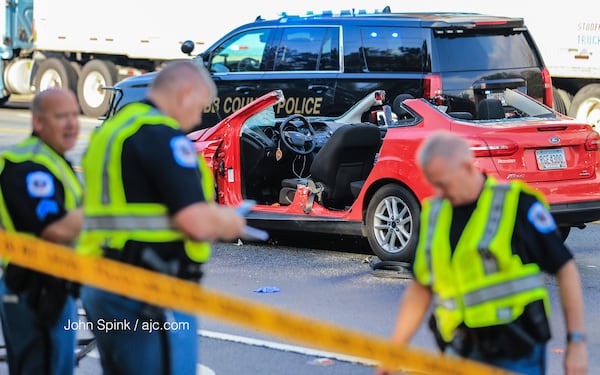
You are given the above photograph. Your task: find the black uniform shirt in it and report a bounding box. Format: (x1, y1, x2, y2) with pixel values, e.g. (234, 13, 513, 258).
(449, 190, 572, 274)
(0, 159, 69, 236)
(117, 102, 207, 255)
(120, 103, 206, 214)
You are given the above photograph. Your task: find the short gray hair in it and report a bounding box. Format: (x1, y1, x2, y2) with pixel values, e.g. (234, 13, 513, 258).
(417, 131, 472, 169)
(150, 60, 217, 101)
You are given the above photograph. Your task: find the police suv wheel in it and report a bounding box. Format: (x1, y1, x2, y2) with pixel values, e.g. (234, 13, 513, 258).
(366, 184, 420, 262)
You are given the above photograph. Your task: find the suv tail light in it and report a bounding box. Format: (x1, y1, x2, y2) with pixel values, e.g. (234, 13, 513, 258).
(424, 74, 443, 105)
(585, 131, 600, 151)
(541, 67, 553, 108)
(467, 136, 518, 157)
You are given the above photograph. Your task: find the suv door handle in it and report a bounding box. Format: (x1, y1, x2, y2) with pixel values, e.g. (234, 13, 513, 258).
(308, 84, 330, 94)
(235, 86, 256, 95)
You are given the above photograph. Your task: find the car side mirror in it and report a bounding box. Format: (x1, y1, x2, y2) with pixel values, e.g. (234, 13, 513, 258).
(181, 40, 196, 55)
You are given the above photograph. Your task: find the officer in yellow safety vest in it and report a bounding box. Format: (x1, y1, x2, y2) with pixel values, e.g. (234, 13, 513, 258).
(78, 61, 246, 375)
(376, 131, 587, 375)
(0, 89, 83, 375)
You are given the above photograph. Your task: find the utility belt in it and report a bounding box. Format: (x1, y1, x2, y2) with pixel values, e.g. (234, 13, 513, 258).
(2, 264, 78, 327)
(431, 299, 551, 360)
(102, 240, 204, 282)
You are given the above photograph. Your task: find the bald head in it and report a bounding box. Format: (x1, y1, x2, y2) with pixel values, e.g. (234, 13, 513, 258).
(417, 131, 484, 206)
(147, 60, 217, 131)
(31, 88, 80, 155)
(417, 131, 473, 170)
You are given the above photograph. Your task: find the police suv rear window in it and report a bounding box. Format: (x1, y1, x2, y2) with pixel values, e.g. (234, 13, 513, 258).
(434, 30, 540, 71)
(359, 27, 428, 72)
(273, 27, 340, 71)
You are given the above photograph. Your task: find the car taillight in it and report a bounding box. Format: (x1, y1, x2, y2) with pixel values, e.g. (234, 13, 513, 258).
(585, 131, 600, 151)
(424, 74, 443, 105)
(467, 137, 518, 157)
(541, 67, 553, 108)
(474, 20, 508, 26)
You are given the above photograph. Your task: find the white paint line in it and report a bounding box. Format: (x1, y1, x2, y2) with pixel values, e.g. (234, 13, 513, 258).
(198, 329, 377, 366)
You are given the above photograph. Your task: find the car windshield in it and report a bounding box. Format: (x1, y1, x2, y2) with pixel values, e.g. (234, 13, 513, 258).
(499, 88, 555, 118)
(435, 89, 556, 122)
(243, 106, 277, 129)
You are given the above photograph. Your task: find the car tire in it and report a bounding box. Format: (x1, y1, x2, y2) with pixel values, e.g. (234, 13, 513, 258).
(365, 184, 420, 262)
(553, 87, 572, 115)
(559, 226, 571, 243)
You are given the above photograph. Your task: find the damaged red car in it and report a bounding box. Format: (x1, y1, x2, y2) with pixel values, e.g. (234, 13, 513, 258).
(187, 89, 600, 262)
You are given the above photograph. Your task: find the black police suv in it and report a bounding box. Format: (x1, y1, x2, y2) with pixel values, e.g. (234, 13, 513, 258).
(106, 7, 552, 128)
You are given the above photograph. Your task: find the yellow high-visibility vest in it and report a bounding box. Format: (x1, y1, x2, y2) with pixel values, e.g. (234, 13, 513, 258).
(413, 177, 550, 342)
(0, 136, 83, 249)
(78, 102, 213, 263)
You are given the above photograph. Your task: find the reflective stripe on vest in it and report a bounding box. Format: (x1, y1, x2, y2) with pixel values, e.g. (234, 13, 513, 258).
(79, 102, 212, 262)
(84, 215, 173, 231)
(414, 177, 550, 342)
(462, 273, 544, 307)
(423, 198, 443, 285)
(477, 184, 510, 274)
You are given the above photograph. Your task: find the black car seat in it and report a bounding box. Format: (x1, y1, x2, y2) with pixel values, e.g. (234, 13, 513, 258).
(392, 94, 415, 119)
(279, 123, 381, 209)
(478, 98, 505, 120)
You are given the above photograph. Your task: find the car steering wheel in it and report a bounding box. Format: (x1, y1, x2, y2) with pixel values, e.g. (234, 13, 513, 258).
(237, 57, 260, 72)
(278, 114, 316, 155)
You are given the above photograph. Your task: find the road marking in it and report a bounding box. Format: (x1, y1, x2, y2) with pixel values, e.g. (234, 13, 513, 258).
(197, 364, 216, 375)
(199, 329, 377, 366)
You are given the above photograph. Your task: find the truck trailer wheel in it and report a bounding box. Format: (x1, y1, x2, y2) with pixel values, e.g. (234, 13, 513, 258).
(553, 87, 572, 115)
(34, 58, 78, 94)
(77, 60, 118, 118)
(568, 84, 600, 127)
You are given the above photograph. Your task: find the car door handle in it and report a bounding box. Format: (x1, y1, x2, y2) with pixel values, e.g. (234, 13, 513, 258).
(308, 84, 330, 94)
(235, 86, 256, 95)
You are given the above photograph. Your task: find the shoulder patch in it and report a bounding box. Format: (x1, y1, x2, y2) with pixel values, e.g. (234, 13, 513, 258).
(36, 199, 59, 221)
(527, 201, 557, 234)
(170, 136, 198, 168)
(26, 171, 55, 198)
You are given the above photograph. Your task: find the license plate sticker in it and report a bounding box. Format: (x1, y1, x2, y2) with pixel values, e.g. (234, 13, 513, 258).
(535, 148, 566, 170)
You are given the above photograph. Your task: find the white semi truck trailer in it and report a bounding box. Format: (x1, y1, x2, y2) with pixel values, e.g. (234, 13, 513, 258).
(392, 0, 600, 127)
(0, 0, 234, 117)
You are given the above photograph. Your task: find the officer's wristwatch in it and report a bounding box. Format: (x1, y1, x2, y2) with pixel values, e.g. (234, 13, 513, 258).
(567, 331, 586, 343)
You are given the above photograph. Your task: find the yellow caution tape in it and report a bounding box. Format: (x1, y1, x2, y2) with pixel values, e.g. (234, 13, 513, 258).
(0, 230, 515, 375)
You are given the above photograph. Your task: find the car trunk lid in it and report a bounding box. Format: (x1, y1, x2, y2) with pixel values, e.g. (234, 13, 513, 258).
(461, 120, 600, 183)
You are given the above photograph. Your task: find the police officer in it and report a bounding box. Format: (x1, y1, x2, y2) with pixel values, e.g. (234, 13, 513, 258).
(376, 131, 588, 375)
(0, 89, 83, 375)
(78, 60, 246, 375)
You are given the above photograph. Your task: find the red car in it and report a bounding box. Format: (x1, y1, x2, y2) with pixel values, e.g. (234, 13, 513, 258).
(187, 89, 600, 262)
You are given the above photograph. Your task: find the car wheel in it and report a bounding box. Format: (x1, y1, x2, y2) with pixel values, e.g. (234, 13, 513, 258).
(366, 184, 420, 262)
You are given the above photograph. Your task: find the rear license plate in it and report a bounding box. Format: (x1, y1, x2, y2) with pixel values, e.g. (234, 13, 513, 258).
(535, 148, 566, 170)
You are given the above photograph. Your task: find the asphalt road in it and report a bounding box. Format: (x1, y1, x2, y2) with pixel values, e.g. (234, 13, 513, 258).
(0, 105, 597, 374)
